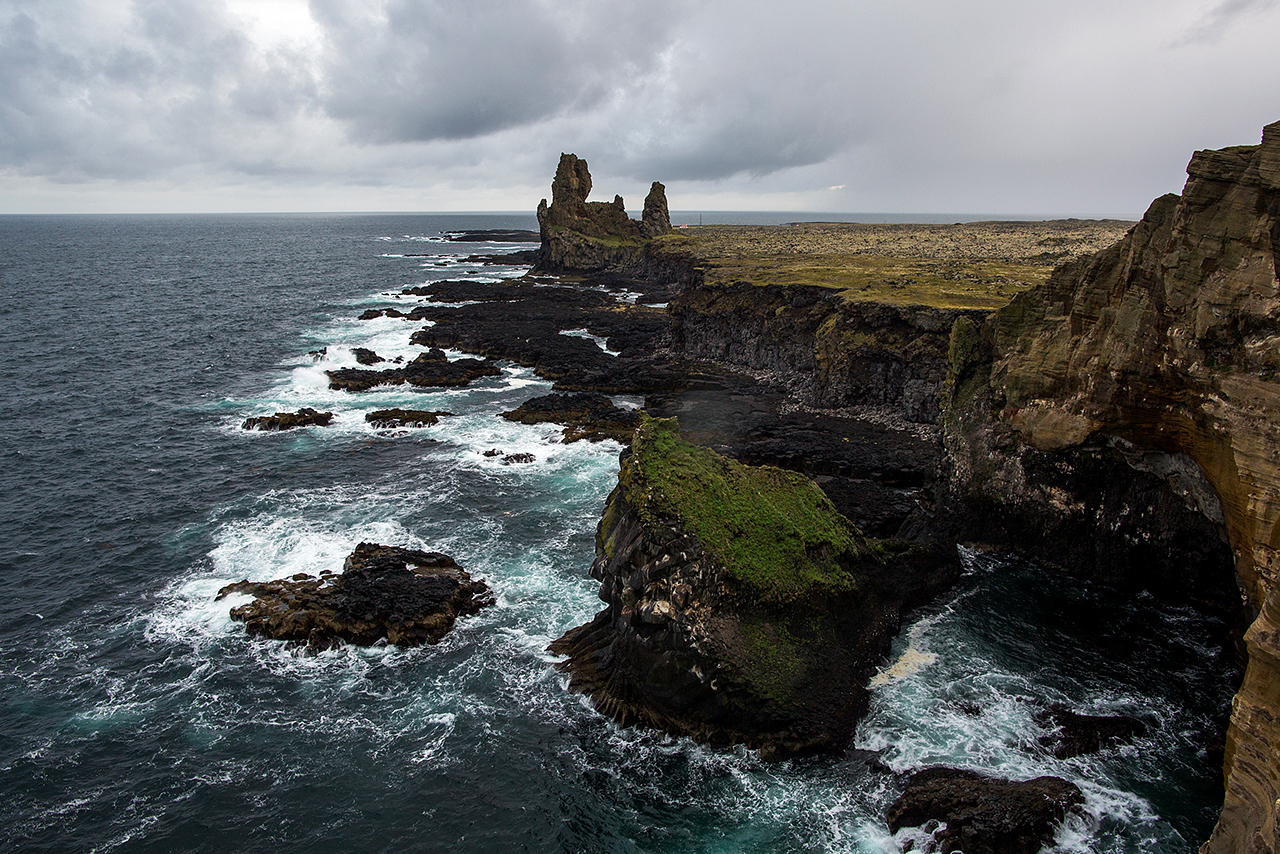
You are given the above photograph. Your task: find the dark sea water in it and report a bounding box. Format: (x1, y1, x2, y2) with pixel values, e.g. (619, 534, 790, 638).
(0, 214, 1236, 853)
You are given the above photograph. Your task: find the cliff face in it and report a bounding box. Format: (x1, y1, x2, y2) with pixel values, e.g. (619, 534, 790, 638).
(671, 281, 986, 422)
(534, 153, 672, 274)
(943, 122, 1280, 853)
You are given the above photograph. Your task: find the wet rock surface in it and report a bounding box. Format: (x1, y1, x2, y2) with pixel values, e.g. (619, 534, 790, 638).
(886, 767, 1084, 854)
(501, 392, 640, 443)
(241, 407, 334, 431)
(351, 347, 384, 365)
(401, 278, 685, 393)
(365, 408, 453, 429)
(326, 348, 501, 391)
(1035, 705, 1148, 759)
(217, 542, 493, 653)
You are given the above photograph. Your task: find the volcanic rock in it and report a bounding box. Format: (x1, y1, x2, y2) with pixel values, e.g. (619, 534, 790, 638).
(365, 409, 453, 429)
(534, 153, 672, 273)
(216, 542, 493, 652)
(500, 392, 640, 443)
(1035, 705, 1148, 759)
(352, 347, 384, 365)
(886, 767, 1084, 854)
(937, 120, 1280, 852)
(241, 408, 334, 431)
(549, 415, 957, 759)
(326, 349, 501, 391)
(404, 279, 683, 394)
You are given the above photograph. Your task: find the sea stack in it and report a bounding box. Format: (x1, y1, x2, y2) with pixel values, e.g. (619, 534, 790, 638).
(534, 153, 672, 273)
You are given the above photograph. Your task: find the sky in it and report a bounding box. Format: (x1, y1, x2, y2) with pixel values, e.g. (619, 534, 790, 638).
(2, 0, 1278, 216)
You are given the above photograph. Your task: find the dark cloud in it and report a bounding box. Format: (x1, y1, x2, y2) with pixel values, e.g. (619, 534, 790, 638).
(1177, 0, 1278, 44)
(0, 0, 318, 181)
(2, 0, 1279, 213)
(313, 0, 683, 144)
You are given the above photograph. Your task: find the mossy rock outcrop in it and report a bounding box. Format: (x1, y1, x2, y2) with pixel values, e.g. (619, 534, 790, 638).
(549, 415, 957, 758)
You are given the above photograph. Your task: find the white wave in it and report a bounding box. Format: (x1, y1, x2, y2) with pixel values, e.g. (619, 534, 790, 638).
(559, 327, 620, 355)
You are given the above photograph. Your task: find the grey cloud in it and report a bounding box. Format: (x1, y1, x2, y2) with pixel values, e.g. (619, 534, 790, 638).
(1177, 0, 1278, 44)
(0, 0, 318, 181)
(313, 0, 684, 144)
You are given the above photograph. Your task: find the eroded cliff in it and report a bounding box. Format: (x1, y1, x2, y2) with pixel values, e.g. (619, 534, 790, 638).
(941, 122, 1280, 854)
(534, 153, 674, 274)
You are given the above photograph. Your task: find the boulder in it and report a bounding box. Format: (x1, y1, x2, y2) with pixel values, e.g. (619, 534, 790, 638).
(365, 408, 453, 429)
(217, 542, 493, 652)
(886, 767, 1084, 854)
(241, 408, 334, 431)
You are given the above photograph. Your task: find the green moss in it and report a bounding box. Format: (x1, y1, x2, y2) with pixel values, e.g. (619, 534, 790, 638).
(626, 415, 863, 601)
(740, 618, 808, 703)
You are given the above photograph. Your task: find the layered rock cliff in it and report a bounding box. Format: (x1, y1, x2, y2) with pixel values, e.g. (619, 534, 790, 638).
(671, 281, 987, 423)
(941, 122, 1280, 854)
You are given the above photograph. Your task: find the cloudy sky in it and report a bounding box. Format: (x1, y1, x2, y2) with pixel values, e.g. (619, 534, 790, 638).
(2, 0, 1278, 216)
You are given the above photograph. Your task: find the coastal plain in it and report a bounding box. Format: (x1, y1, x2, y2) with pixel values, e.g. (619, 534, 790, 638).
(656, 219, 1135, 308)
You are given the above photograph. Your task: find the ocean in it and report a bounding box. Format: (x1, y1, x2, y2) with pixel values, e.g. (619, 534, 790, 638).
(0, 213, 1235, 853)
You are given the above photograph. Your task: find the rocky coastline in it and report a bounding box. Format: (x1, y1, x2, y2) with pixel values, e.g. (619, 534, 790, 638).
(221, 126, 1280, 850)
(516, 133, 1280, 851)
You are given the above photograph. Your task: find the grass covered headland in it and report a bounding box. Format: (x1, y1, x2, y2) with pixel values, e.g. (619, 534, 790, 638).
(623, 414, 865, 601)
(653, 219, 1134, 309)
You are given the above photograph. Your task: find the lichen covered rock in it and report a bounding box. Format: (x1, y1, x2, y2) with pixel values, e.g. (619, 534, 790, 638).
(549, 415, 956, 758)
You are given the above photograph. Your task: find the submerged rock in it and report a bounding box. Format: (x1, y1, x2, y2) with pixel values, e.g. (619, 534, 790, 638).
(1035, 705, 1148, 759)
(500, 392, 640, 443)
(217, 542, 493, 652)
(886, 767, 1084, 854)
(549, 415, 957, 758)
(241, 408, 334, 431)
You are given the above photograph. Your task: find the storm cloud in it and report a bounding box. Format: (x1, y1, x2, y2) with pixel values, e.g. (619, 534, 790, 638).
(2, 0, 1278, 214)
